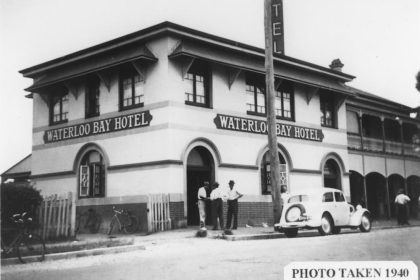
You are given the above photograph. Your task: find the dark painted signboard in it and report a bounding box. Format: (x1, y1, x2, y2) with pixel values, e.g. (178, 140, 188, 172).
(272, 0, 284, 54)
(44, 111, 152, 143)
(214, 114, 324, 142)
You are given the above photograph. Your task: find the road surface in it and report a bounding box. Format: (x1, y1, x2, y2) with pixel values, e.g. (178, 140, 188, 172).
(2, 227, 419, 280)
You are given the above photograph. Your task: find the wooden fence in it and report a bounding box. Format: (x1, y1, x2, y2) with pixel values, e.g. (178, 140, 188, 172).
(36, 192, 76, 240)
(147, 194, 171, 233)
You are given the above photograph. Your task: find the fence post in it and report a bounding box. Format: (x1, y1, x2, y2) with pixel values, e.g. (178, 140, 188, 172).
(64, 192, 70, 237)
(69, 192, 76, 237)
(56, 195, 63, 238)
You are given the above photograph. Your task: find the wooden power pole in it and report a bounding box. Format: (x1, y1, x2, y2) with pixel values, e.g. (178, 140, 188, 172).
(264, 0, 283, 224)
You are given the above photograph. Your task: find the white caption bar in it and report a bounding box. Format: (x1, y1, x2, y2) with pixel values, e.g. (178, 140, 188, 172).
(284, 261, 418, 280)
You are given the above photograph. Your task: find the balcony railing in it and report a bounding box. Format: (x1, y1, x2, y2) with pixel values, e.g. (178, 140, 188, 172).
(363, 137, 383, 152)
(347, 134, 420, 158)
(347, 134, 362, 150)
(384, 140, 403, 155)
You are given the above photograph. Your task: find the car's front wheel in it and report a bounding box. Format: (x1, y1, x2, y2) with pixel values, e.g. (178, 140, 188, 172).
(284, 228, 298, 238)
(318, 214, 333, 236)
(359, 213, 371, 232)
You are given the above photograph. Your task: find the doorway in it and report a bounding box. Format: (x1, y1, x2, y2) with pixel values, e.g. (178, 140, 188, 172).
(186, 146, 214, 226)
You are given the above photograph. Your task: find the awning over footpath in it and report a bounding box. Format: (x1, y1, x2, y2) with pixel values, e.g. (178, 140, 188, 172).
(1, 154, 31, 183)
(169, 39, 356, 96)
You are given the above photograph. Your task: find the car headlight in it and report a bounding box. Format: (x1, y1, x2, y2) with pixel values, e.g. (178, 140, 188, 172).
(286, 206, 302, 222)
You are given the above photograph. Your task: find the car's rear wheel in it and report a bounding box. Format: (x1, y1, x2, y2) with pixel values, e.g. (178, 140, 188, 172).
(284, 228, 298, 238)
(359, 213, 371, 232)
(318, 214, 333, 236)
(332, 227, 341, 234)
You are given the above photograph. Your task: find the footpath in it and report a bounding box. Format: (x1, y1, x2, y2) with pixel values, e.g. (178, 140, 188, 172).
(2, 219, 419, 266)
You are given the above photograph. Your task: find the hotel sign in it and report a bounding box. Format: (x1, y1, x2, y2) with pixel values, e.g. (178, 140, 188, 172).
(43, 111, 152, 143)
(214, 114, 324, 142)
(272, 0, 284, 54)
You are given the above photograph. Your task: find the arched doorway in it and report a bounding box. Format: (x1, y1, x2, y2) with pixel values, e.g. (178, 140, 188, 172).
(349, 171, 365, 207)
(388, 174, 405, 217)
(260, 151, 287, 195)
(74, 143, 108, 199)
(366, 172, 386, 218)
(323, 159, 341, 189)
(186, 146, 214, 226)
(407, 176, 420, 218)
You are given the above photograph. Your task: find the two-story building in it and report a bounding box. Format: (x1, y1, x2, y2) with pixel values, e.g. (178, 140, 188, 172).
(3, 22, 420, 232)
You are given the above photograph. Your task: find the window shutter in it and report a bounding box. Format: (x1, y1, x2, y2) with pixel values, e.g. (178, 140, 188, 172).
(93, 164, 101, 196)
(80, 165, 90, 197)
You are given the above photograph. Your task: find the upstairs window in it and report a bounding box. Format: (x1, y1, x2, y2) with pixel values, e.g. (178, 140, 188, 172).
(275, 82, 294, 120)
(119, 68, 144, 110)
(184, 63, 210, 107)
(50, 89, 69, 125)
(85, 76, 100, 118)
(320, 94, 335, 128)
(246, 76, 265, 116)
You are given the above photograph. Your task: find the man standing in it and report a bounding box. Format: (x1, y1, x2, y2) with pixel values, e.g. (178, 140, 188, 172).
(210, 182, 225, 230)
(197, 181, 210, 230)
(225, 180, 243, 230)
(395, 189, 411, 225)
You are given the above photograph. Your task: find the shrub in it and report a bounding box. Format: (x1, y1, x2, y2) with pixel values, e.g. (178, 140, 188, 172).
(1, 182, 43, 237)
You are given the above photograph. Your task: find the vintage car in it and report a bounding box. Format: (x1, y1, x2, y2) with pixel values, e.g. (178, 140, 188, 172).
(274, 188, 371, 238)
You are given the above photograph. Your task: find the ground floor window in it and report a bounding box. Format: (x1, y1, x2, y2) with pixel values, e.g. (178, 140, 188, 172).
(79, 151, 105, 198)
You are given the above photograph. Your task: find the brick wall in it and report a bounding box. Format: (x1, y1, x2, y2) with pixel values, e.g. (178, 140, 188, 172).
(222, 201, 274, 227)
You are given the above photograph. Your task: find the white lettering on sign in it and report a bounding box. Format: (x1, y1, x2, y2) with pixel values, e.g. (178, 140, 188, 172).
(44, 111, 152, 143)
(214, 114, 323, 142)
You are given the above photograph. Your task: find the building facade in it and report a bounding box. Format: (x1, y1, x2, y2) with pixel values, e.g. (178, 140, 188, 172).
(6, 22, 420, 232)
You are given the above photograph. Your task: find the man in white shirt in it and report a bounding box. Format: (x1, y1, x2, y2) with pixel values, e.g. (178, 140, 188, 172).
(225, 180, 243, 230)
(395, 189, 411, 225)
(210, 182, 225, 230)
(197, 181, 210, 230)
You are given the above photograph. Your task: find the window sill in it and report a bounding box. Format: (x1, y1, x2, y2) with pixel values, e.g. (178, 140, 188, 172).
(119, 103, 144, 112)
(275, 116, 295, 122)
(246, 111, 266, 117)
(85, 113, 100, 119)
(321, 124, 337, 129)
(185, 101, 211, 109)
(50, 119, 68, 126)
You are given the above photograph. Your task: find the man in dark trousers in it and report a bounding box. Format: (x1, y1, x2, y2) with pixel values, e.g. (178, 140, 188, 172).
(225, 180, 243, 230)
(395, 189, 411, 225)
(210, 182, 225, 230)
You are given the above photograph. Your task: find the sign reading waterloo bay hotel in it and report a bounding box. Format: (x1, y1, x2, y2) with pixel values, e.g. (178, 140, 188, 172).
(44, 111, 152, 143)
(214, 114, 324, 142)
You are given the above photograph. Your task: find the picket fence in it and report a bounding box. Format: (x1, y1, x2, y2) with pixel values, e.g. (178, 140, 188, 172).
(147, 194, 171, 233)
(36, 192, 76, 240)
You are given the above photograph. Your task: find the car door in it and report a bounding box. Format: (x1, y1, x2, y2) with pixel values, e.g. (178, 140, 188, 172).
(322, 192, 336, 222)
(334, 191, 350, 225)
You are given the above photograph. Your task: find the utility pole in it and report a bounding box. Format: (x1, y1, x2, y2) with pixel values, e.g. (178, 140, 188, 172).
(264, 0, 283, 224)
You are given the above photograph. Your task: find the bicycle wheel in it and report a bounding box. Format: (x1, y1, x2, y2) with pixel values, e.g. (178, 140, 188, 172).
(123, 215, 138, 234)
(108, 217, 116, 235)
(17, 234, 46, 263)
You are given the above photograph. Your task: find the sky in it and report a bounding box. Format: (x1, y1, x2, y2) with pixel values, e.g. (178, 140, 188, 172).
(0, 0, 419, 175)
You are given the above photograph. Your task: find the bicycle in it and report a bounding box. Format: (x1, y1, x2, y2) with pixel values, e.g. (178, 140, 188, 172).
(75, 208, 102, 234)
(107, 206, 138, 235)
(1, 212, 46, 263)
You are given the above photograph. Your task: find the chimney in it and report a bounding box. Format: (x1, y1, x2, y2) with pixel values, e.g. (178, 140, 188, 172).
(329, 59, 344, 72)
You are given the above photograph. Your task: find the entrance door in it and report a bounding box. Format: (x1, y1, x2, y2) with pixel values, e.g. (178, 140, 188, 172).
(186, 146, 214, 226)
(187, 169, 211, 225)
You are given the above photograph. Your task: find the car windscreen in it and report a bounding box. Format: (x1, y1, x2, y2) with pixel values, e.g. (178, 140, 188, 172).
(288, 195, 309, 203)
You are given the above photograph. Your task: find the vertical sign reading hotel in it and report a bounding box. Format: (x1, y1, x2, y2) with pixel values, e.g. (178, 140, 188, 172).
(272, 0, 284, 54)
